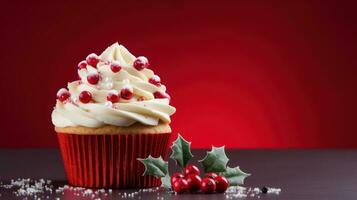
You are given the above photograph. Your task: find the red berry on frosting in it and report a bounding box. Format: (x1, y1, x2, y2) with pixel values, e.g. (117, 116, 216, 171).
(78, 60, 87, 69)
(186, 174, 202, 193)
(120, 87, 133, 100)
(172, 178, 188, 194)
(133, 56, 149, 71)
(57, 88, 70, 102)
(86, 53, 100, 67)
(214, 176, 229, 193)
(200, 178, 216, 194)
(87, 72, 100, 85)
(184, 164, 200, 177)
(154, 91, 170, 100)
(79, 91, 92, 103)
(148, 75, 161, 86)
(110, 61, 122, 73)
(171, 173, 185, 186)
(107, 91, 120, 103)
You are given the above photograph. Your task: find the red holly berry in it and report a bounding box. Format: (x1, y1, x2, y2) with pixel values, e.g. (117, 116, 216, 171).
(107, 91, 120, 103)
(148, 75, 161, 86)
(133, 56, 149, 71)
(86, 53, 100, 67)
(78, 60, 87, 69)
(56, 88, 70, 102)
(205, 172, 218, 179)
(214, 176, 229, 193)
(79, 91, 92, 103)
(110, 61, 122, 73)
(172, 178, 188, 194)
(186, 174, 202, 193)
(171, 173, 185, 185)
(153, 91, 170, 100)
(120, 87, 133, 100)
(184, 164, 200, 177)
(200, 178, 216, 194)
(87, 73, 100, 85)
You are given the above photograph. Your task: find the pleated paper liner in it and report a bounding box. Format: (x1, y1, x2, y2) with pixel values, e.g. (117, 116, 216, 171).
(57, 132, 171, 189)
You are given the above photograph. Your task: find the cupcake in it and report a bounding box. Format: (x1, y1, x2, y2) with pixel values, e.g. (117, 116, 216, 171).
(51, 43, 176, 188)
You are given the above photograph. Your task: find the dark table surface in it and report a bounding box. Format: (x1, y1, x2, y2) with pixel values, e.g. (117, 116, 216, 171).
(0, 149, 356, 200)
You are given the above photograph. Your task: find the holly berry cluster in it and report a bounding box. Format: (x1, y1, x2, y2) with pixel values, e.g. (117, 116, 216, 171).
(138, 134, 250, 195)
(56, 53, 170, 104)
(170, 164, 229, 194)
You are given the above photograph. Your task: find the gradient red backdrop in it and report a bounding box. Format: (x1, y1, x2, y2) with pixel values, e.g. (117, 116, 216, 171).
(1, 1, 356, 148)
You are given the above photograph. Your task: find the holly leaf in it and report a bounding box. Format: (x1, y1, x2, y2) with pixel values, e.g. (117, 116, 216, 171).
(169, 134, 193, 168)
(219, 166, 250, 186)
(160, 173, 171, 189)
(137, 155, 168, 177)
(199, 146, 229, 172)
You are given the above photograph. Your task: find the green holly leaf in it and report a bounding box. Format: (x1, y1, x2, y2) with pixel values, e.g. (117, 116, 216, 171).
(199, 146, 229, 172)
(137, 155, 168, 177)
(160, 173, 171, 189)
(169, 134, 193, 168)
(219, 166, 250, 186)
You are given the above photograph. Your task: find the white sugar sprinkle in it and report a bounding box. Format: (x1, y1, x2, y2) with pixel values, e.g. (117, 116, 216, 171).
(268, 187, 282, 194)
(0, 178, 281, 199)
(224, 186, 281, 199)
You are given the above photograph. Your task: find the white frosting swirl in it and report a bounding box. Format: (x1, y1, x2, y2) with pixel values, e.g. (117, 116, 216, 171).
(52, 43, 176, 128)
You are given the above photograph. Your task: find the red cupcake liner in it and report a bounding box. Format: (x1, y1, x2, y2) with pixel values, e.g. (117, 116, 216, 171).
(57, 132, 171, 189)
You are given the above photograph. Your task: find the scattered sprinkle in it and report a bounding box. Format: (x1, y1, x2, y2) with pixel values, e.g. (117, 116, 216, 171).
(224, 186, 281, 199)
(0, 178, 281, 199)
(261, 186, 268, 194)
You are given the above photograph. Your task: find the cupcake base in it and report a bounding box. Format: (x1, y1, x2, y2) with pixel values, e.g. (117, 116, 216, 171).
(57, 132, 170, 188)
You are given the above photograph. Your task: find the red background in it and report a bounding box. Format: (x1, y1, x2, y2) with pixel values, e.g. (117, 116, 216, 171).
(1, 1, 356, 148)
